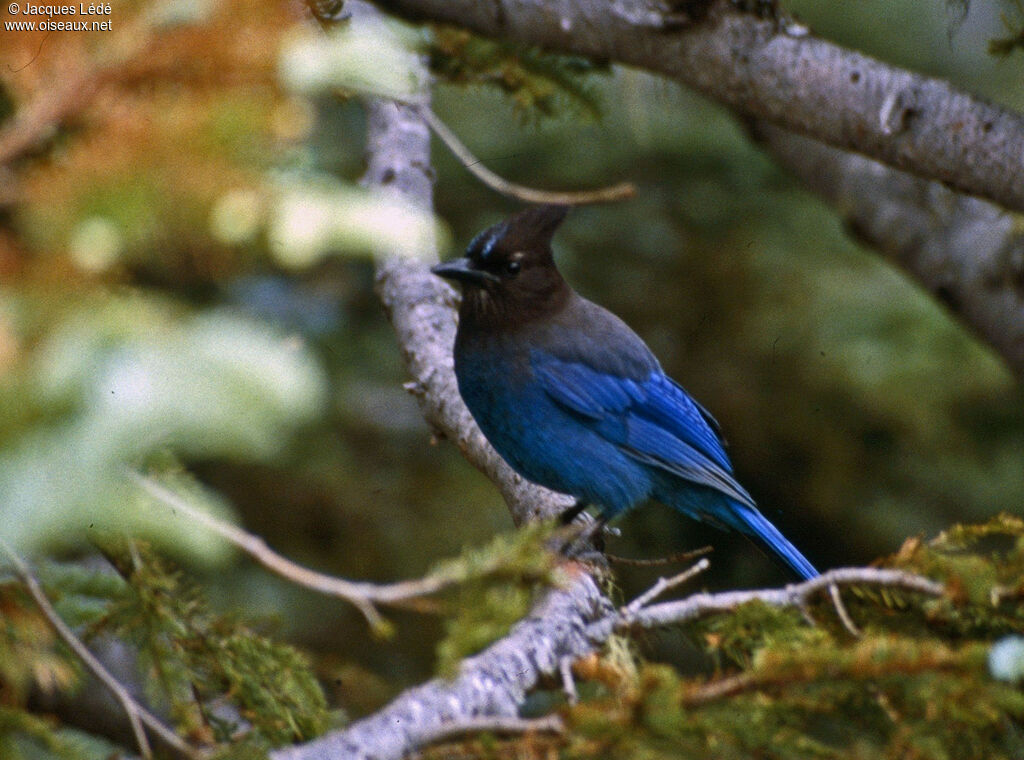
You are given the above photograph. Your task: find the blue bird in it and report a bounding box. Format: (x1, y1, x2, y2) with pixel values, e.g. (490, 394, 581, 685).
(431, 205, 818, 580)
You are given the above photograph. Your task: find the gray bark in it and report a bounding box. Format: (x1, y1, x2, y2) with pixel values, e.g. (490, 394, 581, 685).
(375, 0, 1024, 215)
(756, 123, 1024, 377)
(271, 570, 610, 760)
(268, 5, 600, 760)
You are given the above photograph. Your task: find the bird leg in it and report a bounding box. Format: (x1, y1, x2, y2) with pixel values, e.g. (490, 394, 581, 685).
(584, 514, 609, 553)
(559, 511, 610, 563)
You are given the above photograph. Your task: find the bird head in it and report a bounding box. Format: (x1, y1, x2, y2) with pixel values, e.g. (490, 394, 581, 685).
(432, 205, 571, 326)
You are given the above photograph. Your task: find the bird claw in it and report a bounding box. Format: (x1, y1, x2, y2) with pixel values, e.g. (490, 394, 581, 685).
(558, 515, 611, 561)
(558, 499, 590, 525)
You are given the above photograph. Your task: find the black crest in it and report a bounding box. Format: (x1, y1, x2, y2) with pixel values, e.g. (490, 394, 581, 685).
(466, 205, 569, 265)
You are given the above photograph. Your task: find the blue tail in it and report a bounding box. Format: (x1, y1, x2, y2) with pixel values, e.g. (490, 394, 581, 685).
(727, 503, 818, 580)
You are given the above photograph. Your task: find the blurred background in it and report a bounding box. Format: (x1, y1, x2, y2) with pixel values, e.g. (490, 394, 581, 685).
(1, 0, 1022, 706)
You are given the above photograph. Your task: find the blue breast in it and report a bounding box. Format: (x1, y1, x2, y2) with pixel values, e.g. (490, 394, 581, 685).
(453, 336, 653, 514)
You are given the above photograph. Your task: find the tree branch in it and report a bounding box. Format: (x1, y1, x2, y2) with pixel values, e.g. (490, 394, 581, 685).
(418, 105, 635, 204)
(270, 567, 611, 760)
(754, 122, 1024, 378)
(0, 541, 198, 760)
(374, 0, 1024, 213)
(610, 567, 945, 632)
(275, 561, 943, 759)
(128, 471, 454, 631)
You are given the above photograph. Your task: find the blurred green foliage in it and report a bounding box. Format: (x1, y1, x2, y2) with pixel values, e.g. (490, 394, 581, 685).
(0, 0, 1022, 755)
(430, 27, 607, 119)
(0, 718, 122, 760)
(989, 0, 1024, 56)
(0, 294, 326, 560)
(98, 540, 330, 748)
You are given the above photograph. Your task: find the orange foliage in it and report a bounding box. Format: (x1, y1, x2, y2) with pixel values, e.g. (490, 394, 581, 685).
(0, 0, 309, 277)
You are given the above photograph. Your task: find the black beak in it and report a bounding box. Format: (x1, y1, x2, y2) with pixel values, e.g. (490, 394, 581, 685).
(431, 257, 498, 287)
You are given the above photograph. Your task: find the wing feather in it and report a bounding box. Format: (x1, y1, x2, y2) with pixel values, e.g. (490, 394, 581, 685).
(532, 354, 745, 502)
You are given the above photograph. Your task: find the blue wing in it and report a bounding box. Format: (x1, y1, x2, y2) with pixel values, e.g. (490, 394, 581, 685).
(532, 354, 751, 505)
(531, 353, 818, 580)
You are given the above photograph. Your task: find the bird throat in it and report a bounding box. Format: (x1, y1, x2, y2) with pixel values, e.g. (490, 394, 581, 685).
(459, 277, 572, 334)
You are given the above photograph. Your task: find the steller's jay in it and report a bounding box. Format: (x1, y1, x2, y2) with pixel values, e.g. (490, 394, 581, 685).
(431, 205, 818, 580)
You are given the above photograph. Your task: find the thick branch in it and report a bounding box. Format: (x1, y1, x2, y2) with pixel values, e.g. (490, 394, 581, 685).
(375, 0, 1024, 214)
(755, 122, 1024, 377)
(374, 249, 575, 525)
(271, 569, 610, 760)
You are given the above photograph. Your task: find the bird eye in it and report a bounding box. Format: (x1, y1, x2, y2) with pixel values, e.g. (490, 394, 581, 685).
(505, 260, 521, 275)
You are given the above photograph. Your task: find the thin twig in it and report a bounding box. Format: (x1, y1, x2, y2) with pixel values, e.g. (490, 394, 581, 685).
(127, 471, 456, 630)
(0, 541, 199, 760)
(559, 655, 579, 705)
(828, 582, 861, 637)
(621, 558, 711, 619)
(606, 545, 713, 567)
(611, 567, 945, 632)
(416, 714, 564, 749)
(418, 105, 635, 205)
(683, 672, 756, 706)
(683, 634, 970, 708)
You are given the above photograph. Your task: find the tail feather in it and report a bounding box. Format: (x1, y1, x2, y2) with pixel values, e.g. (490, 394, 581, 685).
(659, 483, 819, 580)
(728, 504, 818, 580)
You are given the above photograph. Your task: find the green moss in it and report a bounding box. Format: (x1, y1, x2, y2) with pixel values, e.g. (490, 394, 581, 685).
(430, 28, 606, 120)
(432, 522, 561, 677)
(558, 516, 1024, 760)
(99, 540, 329, 747)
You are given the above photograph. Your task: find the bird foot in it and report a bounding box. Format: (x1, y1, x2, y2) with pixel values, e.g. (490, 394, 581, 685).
(559, 514, 612, 562)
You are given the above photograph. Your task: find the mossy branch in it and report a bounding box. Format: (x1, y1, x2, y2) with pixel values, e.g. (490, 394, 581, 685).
(613, 567, 945, 632)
